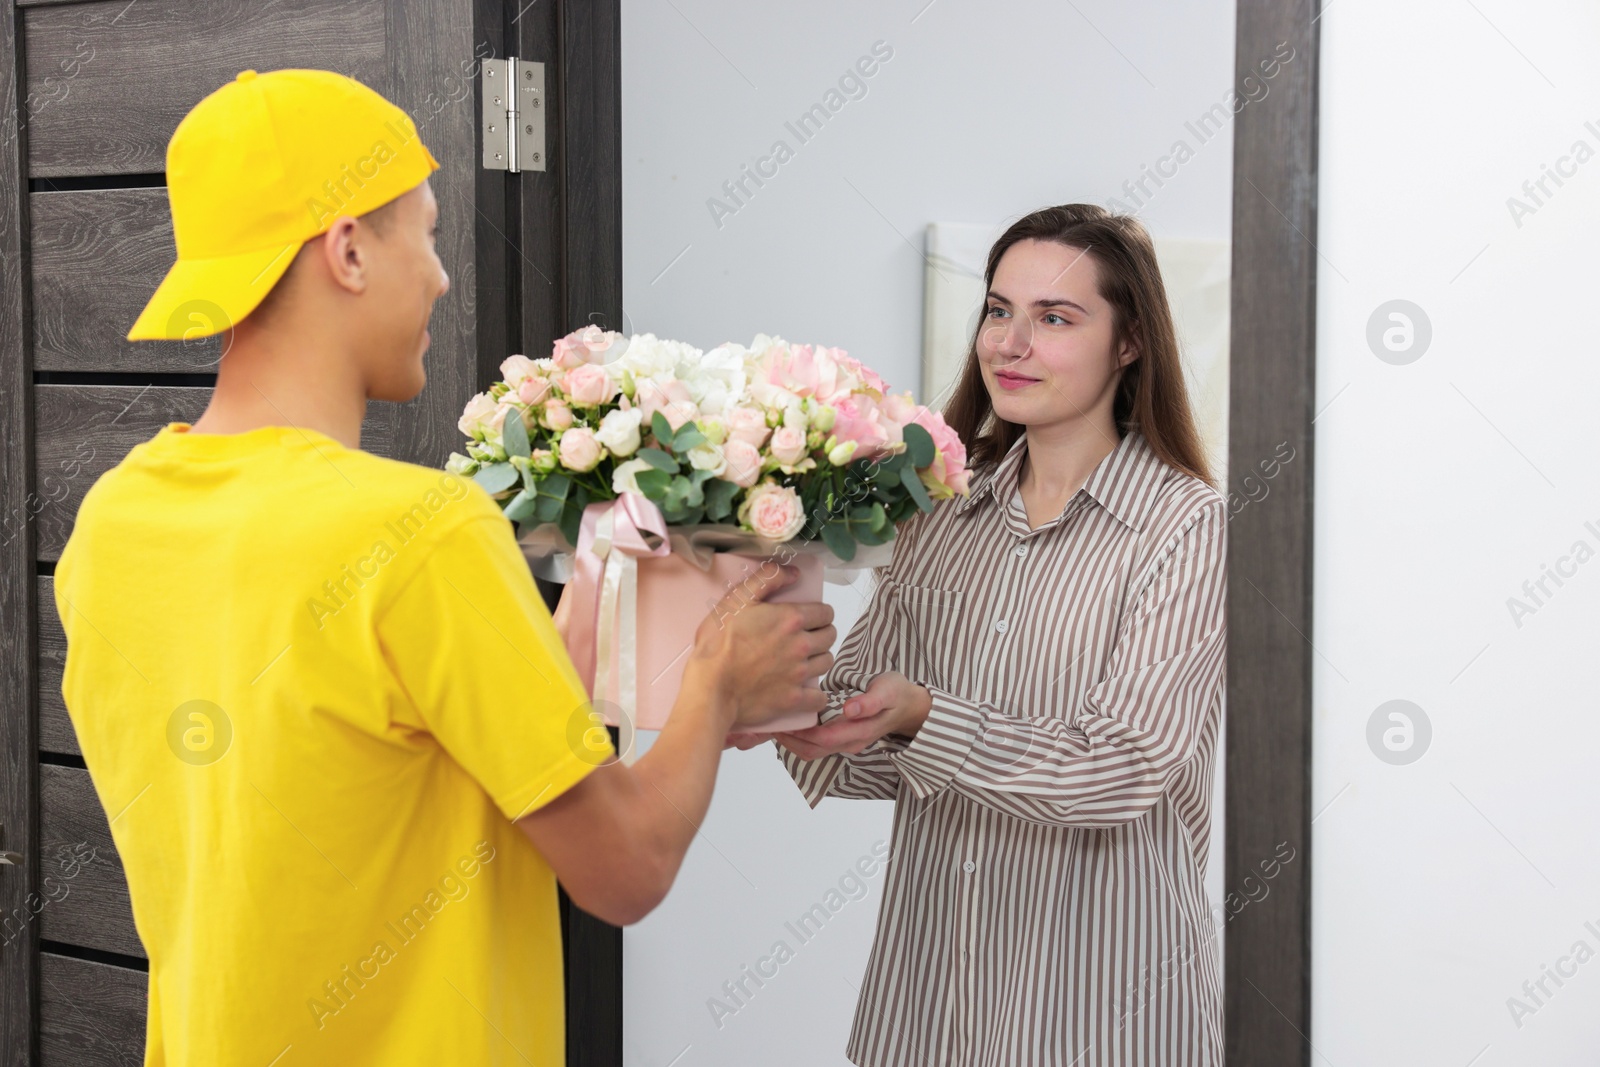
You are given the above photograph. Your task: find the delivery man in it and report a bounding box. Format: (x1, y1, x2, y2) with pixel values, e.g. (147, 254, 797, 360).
(53, 68, 834, 1065)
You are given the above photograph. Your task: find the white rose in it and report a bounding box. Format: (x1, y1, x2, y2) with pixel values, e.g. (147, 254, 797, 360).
(611, 457, 654, 495)
(687, 344, 748, 416)
(594, 407, 644, 457)
(686, 443, 728, 476)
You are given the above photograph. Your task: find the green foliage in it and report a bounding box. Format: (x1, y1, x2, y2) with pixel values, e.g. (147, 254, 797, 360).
(502, 412, 531, 460)
(637, 447, 678, 473)
(703, 478, 738, 521)
(473, 462, 519, 494)
(902, 421, 935, 468)
(649, 410, 706, 454)
(900, 463, 933, 512)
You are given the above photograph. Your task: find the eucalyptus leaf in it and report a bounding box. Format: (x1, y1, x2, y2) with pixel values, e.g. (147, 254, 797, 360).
(854, 523, 887, 547)
(900, 463, 933, 512)
(902, 421, 936, 468)
(534, 495, 565, 523)
(820, 521, 857, 562)
(474, 462, 519, 494)
(558, 500, 583, 548)
(635, 468, 671, 499)
(502, 411, 531, 460)
(704, 478, 738, 521)
(542, 472, 572, 501)
(503, 490, 538, 525)
(651, 410, 675, 448)
(638, 447, 678, 473)
(673, 425, 707, 452)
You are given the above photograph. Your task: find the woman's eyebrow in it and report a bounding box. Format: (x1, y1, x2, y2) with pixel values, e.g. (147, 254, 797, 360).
(988, 290, 1088, 315)
(1034, 297, 1088, 314)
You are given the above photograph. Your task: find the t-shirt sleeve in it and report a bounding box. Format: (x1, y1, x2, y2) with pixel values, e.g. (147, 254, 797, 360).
(376, 512, 610, 821)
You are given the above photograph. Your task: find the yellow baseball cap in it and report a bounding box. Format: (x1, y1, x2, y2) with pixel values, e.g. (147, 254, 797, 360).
(128, 68, 440, 342)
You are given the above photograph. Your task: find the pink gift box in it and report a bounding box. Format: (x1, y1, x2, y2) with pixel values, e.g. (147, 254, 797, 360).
(592, 549, 827, 734)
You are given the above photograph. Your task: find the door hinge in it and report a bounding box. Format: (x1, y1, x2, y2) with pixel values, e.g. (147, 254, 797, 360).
(481, 57, 545, 173)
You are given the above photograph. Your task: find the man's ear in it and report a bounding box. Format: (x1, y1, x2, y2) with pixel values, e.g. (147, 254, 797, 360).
(317, 216, 369, 296)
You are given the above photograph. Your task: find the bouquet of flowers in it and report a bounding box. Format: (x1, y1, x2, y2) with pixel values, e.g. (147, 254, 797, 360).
(447, 326, 971, 745)
(448, 327, 970, 559)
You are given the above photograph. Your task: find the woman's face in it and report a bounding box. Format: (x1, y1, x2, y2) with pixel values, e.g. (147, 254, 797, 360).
(975, 239, 1137, 432)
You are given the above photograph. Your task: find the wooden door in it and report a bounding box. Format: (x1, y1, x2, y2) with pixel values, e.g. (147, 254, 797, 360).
(0, 0, 622, 1062)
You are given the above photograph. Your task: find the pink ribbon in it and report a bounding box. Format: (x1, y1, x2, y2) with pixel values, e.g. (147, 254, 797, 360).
(565, 492, 671, 735)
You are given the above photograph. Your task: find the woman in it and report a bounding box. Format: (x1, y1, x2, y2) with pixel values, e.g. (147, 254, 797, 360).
(765, 204, 1227, 1066)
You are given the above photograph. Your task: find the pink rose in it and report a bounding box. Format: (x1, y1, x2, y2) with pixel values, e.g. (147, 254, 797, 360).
(635, 378, 695, 425)
(660, 400, 700, 432)
(722, 440, 763, 487)
(911, 411, 971, 498)
(517, 375, 552, 406)
(563, 363, 618, 407)
(759, 343, 843, 402)
(458, 391, 498, 438)
(881, 391, 923, 427)
(544, 398, 574, 431)
(830, 394, 893, 455)
(552, 325, 615, 370)
(487, 402, 517, 441)
(828, 349, 886, 397)
(769, 425, 809, 466)
(725, 406, 771, 449)
(738, 482, 806, 541)
(500, 354, 539, 387)
(558, 427, 604, 472)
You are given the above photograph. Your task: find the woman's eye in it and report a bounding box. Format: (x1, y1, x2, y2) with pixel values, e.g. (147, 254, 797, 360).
(986, 305, 1009, 319)
(1044, 313, 1067, 326)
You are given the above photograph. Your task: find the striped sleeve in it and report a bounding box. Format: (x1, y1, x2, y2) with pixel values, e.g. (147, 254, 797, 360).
(777, 569, 906, 807)
(888, 500, 1226, 828)
(776, 514, 934, 806)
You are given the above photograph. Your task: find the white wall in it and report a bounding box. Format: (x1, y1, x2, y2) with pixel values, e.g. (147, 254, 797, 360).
(620, 2, 1235, 1063)
(1313, 2, 1600, 1062)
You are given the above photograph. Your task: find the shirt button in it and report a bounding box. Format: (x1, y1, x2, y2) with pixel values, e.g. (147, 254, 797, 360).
(993, 619, 1009, 634)
(962, 860, 976, 873)
(1014, 544, 1028, 558)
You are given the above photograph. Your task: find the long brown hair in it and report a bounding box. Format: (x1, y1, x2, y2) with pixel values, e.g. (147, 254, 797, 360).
(941, 204, 1214, 487)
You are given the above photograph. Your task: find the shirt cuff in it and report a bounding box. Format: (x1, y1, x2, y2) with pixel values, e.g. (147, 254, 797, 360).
(888, 685, 985, 798)
(777, 745, 840, 808)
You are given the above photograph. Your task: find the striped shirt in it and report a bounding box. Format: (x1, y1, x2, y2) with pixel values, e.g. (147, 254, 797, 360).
(780, 428, 1227, 1067)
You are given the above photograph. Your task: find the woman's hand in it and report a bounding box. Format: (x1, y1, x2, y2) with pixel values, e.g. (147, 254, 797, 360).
(774, 671, 932, 759)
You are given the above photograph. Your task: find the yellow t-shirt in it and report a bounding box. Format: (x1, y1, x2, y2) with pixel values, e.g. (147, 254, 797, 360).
(54, 422, 608, 1066)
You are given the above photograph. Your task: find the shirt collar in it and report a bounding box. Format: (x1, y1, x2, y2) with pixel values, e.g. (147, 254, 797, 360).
(955, 429, 1165, 533)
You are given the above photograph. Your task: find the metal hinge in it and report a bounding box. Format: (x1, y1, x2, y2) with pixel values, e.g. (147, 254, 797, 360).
(481, 57, 545, 173)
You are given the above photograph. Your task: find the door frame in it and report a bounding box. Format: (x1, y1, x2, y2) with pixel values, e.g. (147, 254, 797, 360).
(1225, 0, 1320, 1063)
(479, 1, 626, 1064)
(0, 2, 41, 1061)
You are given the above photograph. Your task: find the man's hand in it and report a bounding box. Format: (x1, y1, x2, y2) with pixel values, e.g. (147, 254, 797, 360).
(685, 564, 836, 732)
(773, 671, 931, 760)
(518, 564, 836, 926)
